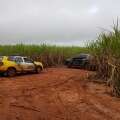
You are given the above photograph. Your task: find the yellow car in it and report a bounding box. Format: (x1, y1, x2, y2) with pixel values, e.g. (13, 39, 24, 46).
(0, 56, 43, 77)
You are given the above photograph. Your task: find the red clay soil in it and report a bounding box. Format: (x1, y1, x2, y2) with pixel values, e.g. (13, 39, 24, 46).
(0, 67, 120, 120)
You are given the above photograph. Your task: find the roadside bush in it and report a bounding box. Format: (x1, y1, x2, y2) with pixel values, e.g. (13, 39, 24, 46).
(88, 23, 120, 96)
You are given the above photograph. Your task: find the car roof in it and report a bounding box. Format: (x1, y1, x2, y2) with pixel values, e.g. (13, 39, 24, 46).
(9, 55, 27, 57)
(0, 55, 22, 57)
(73, 53, 90, 58)
(77, 53, 90, 56)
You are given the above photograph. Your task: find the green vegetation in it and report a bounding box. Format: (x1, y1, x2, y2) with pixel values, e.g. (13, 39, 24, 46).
(0, 44, 88, 67)
(88, 23, 120, 97)
(1, 23, 120, 97)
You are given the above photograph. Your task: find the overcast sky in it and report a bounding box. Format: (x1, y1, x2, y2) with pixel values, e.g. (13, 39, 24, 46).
(0, 0, 119, 46)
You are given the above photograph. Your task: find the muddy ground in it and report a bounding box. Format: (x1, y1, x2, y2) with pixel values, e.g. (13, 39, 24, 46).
(0, 67, 120, 120)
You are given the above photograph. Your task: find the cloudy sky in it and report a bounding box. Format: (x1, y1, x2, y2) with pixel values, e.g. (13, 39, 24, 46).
(0, 0, 119, 46)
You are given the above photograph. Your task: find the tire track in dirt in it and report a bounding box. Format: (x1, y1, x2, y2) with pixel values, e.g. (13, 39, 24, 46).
(52, 76, 120, 120)
(8, 76, 75, 120)
(0, 68, 120, 120)
(74, 80, 120, 120)
(86, 93, 120, 120)
(50, 77, 102, 120)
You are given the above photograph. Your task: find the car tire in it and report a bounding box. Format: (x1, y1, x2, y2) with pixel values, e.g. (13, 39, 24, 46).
(84, 63, 89, 70)
(7, 68, 16, 77)
(36, 66, 42, 73)
(67, 62, 72, 68)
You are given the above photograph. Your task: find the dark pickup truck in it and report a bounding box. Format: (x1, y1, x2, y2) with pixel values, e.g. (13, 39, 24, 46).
(64, 53, 97, 70)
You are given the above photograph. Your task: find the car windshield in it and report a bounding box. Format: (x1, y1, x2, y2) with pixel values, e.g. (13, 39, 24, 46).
(24, 57, 33, 63)
(74, 54, 89, 59)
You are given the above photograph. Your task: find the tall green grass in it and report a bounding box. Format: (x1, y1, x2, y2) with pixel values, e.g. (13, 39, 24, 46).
(0, 44, 88, 67)
(88, 23, 120, 96)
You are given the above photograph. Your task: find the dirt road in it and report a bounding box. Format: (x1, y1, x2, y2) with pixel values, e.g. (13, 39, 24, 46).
(0, 67, 120, 120)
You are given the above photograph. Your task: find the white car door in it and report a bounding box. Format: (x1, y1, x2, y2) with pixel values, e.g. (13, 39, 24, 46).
(14, 57, 24, 71)
(22, 57, 36, 71)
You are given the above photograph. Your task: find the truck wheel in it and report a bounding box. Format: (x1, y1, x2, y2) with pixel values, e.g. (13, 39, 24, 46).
(67, 61, 73, 68)
(36, 66, 42, 73)
(7, 68, 16, 77)
(84, 63, 89, 70)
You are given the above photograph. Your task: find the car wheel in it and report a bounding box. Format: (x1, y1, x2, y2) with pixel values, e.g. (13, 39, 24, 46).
(67, 62, 72, 68)
(7, 68, 16, 77)
(84, 63, 89, 70)
(36, 66, 42, 73)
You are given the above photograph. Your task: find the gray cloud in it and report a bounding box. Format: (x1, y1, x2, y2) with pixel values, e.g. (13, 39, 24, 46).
(0, 0, 119, 46)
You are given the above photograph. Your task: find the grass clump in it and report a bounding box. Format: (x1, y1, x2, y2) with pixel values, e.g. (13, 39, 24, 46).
(88, 23, 120, 97)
